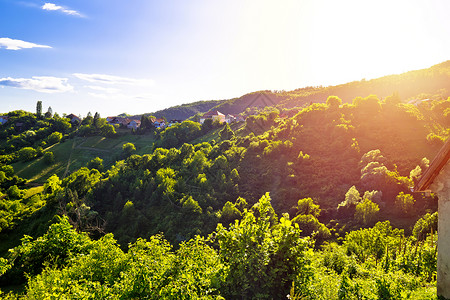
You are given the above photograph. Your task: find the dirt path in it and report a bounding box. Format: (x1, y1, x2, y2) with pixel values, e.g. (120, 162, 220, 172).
(75, 146, 111, 153)
(62, 139, 76, 178)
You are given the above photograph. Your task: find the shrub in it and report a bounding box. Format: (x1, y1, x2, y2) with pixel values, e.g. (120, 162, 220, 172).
(43, 152, 54, 165)
(87, 157, 104, 171)
(18, 147, 37, 161)
(47, 131, 62, 145)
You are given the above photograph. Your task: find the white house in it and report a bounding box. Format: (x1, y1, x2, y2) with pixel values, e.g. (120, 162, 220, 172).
(200, 110, 225, 124)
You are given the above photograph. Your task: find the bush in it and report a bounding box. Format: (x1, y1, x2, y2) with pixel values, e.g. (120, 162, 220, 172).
(215, 193, 312, 298)
(87, 157, 104, 171)
(355, 198, 379, 226)
(122, 143, 136, 157)
(43, 152, 54, 165)
(47, 131, 62, 145)
(6, 185, 22, 199)
(413, 212, 438, 240)
(395, 192, 415, 215)
(18, 147, 37, 161)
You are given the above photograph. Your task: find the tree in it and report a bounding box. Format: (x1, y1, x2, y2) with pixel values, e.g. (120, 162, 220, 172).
(43, 151, 54, 165)
(122, 143, 136, 157)
(82, 112, 93, 126)
(326, 95, 342, 109)
(215, 193, 311, 298)
(219, 123, 235, 140)
(140, 115, 153, 130)
(47, 131, 63, 145)
(337, 186, 361, 217)
(384, 92, 401, 106)
(355, 198, 379, 226)
(36, 101, 42, 118)
(18, 147, 37, 161)
(7, 185, 22, 199)
(87, 157, 104, 171)
(395, 192, 415, 215)
(44, 106, 53, 118)
(93, 112, 100, 128)
(295, 197, 321, 218)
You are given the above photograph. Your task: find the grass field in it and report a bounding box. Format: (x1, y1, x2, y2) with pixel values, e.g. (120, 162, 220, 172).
(13, 132, 156, 184)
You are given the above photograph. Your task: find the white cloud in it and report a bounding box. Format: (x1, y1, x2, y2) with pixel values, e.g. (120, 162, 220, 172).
(73, 73, 154, 86)
(88, 93, 109, 99)
(86, 85, 121, 94)
(0, 76, 73, 93)
(42, 3, 82, 17)
(0, 37, 51, 50)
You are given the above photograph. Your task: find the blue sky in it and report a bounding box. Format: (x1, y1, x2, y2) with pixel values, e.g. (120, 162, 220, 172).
(1, 0, 450, 116)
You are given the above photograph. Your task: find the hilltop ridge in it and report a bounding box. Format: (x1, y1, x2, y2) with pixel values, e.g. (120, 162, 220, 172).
(143, 60, 450, 120)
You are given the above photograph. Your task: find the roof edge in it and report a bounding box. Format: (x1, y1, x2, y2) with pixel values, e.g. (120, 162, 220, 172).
(415, 137, 450, 192)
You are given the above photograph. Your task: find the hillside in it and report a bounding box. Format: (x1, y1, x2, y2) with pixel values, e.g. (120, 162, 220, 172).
(148, 61, 450, 121)
(147, 99, 226, 120)
(0, 63, 449, 299)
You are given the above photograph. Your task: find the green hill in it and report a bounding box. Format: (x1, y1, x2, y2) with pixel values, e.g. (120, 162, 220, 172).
(149, 60, 450, 120)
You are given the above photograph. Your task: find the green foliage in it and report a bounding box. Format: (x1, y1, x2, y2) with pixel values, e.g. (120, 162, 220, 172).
(122, 142, 136, 157)
(337, 186, 361, 217)
(322, 243, 348, 275)
(159, 120, 202, 148)
(2, 80, 449, 298)
(43, 151, 54, 165)
(87, 157, 104, 171)
(3, 216, 92, 283)
(215, 193, 311, 299)
(413, 212, 438, 240)
(295, 198, 321, 218)
(395, 192, 415, 215)
(355, 198, 379, 226)
(47, 131, 62, 145)
(6, 185, 22, 199)
(36, 101, 42, 118)
(219, 123, 235, 140)
(18, 147, 37, 161)
(43, 174, 62, 195)
(345, 221, 403, 264)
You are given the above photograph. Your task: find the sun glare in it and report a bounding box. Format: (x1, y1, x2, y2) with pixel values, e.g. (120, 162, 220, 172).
(223, 0, 450, 90)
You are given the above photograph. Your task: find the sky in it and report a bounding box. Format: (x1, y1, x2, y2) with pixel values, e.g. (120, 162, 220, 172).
(1, 0, 450, 117)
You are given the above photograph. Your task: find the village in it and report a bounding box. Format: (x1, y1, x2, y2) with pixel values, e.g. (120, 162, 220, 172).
(0, 110, 247, 130)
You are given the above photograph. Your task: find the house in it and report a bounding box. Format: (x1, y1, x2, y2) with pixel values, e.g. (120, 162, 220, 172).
(106, 116, 127, 126)
(121, 118, 131, 127)
(414, 138, 450, 299)
(151, 118, 166, 129)
(225, 114, 236, 124)
(106, 116, 116, 124)
(199, 110, 225, 124)
(127, 119, 141, 130)
(66, 114, 81, 124)
(0, 116, 9, 125)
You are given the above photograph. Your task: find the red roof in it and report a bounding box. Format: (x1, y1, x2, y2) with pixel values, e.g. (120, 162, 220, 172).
(203, 110, 224, 117)
(415, 138, 450, 191)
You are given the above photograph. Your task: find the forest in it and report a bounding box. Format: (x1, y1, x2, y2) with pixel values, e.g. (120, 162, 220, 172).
(0, 66, 449, 298)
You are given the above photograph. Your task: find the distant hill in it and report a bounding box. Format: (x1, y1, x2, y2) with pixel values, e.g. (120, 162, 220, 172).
(147, 99, 225, 120)
(145, 60, 450, 120)
(278, 60, 450, 108)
